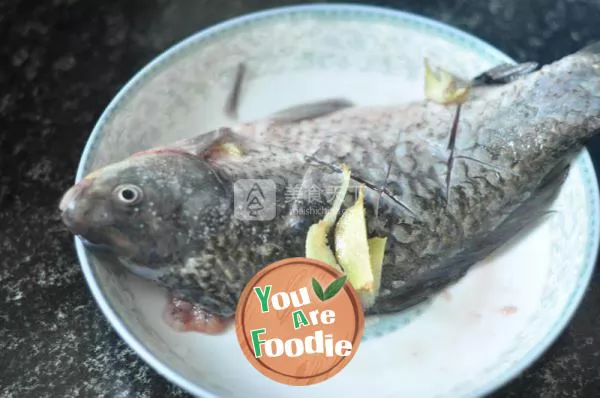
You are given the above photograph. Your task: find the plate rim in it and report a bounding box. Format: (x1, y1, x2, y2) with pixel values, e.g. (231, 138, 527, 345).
(72, 3, 600, 398)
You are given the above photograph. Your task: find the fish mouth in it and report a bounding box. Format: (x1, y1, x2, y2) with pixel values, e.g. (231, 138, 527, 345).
(61, 210, 90, 237)
(59, 179, 92, 236)
(59, 179, 91, 212)
(61, 214, 109, 248)
(60, 180, 122, 252)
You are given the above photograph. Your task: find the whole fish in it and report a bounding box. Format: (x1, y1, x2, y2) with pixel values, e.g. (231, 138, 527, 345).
(60, 43, 600, 330)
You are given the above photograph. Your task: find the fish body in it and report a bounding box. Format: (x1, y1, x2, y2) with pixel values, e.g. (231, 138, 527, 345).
(60, 43, 600, 320)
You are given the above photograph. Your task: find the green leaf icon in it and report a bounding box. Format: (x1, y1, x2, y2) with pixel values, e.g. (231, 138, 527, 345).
(312, 278, 325, 301)
(323, 275, 348, 301)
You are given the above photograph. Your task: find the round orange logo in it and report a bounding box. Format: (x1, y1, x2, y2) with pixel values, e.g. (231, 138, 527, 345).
(235, 257, 365, 386)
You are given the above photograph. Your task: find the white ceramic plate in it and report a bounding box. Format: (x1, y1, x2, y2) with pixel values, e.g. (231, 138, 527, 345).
(74, 4, 600, 398)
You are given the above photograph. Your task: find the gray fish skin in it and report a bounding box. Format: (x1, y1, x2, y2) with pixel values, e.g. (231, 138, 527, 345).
(60, 43, 600, 319)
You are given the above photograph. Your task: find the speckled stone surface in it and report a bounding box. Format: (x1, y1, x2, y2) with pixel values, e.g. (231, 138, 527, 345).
(2, 0, 600, 396)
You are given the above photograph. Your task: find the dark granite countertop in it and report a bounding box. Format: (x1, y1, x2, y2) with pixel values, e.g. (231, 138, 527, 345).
(3, 0, 600, 396)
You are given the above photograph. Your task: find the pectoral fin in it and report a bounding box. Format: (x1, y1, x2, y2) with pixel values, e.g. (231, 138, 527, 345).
(163, 293, 233, 335)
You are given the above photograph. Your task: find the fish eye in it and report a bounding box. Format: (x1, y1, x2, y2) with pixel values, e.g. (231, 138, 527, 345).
(113, 184, 143, 205)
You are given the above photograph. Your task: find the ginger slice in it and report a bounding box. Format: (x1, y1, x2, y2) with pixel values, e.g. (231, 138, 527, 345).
(424, 59, 472, 105)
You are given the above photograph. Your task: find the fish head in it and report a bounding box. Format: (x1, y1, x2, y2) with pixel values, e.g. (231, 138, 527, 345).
(59, 151, 232, 267)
